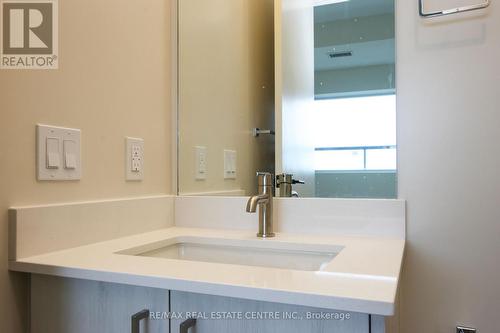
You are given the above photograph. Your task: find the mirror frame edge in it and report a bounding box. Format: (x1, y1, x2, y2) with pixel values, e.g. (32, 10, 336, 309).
(172, 0, 179, 196)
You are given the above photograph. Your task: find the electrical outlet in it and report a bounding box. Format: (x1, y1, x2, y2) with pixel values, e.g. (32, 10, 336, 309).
(126, 137, 144, 181)
(131, 144, 141, 172)
(457, 326, 476, 333)
(195, 146, 207, 180)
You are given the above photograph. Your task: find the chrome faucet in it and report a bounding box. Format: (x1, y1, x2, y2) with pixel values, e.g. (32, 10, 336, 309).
(276, 173, 304, 198)
(246, 172, 275, 238)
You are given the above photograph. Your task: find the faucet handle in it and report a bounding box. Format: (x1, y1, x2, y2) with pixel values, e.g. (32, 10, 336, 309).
(256, 172, 274, 187)
(276, 173, 305, 186)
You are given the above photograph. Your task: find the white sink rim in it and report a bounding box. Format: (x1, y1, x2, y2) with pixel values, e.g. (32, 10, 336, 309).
(116, 236, 344, 272)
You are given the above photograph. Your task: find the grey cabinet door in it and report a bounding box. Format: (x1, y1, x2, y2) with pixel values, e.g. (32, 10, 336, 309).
(31, 274, 169, 333)
(170, 291, 369, 333)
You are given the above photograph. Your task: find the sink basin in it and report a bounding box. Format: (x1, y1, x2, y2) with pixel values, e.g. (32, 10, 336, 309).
(118, 237, 341, 272)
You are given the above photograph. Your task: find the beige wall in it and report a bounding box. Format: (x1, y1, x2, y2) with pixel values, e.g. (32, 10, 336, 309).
(3, 0, 499, 332)
(0, 0, 173, 331)
(178, 0, 275, 196)
(398, 1, 500, 332)
(275, 0, 316, 197)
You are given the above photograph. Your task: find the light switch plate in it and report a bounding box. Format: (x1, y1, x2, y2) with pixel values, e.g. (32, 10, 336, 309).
(224, 150, 237, 179)
(126, 137, 144, 181)
(37, 124, 81, 181)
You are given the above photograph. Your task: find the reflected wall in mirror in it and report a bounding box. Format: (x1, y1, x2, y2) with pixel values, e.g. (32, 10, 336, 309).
(276, 0, 396, 198)
(177, 0, 275, 196)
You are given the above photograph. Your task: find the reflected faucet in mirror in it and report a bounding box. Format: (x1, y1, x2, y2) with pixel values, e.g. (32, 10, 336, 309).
(276, 174, 305, 198)
(246, 172, 275, 238)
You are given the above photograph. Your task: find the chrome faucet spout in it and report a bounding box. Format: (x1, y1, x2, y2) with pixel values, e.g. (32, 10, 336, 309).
(246, 172, 275, 238)
(246, 194, 269, 213)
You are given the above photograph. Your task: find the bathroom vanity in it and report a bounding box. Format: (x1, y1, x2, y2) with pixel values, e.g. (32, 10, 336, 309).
(30, 275, 380, 333)
(9, 196, 405, 333)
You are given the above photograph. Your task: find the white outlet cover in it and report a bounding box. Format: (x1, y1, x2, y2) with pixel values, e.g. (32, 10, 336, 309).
(195, 146, 207, 180)
(126, 137, 144, 181)
(37, 124, 81, 181)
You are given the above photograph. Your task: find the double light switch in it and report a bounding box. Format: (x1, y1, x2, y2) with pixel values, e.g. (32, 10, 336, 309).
(37, 124, 81, 180)
(224, 150, 237, 179)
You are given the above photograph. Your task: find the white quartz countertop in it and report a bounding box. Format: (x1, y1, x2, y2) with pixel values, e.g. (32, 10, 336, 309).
(10, 226, 405, 316)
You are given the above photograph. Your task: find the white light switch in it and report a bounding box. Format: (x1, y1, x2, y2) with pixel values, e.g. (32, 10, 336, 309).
(224, 150, 237, 179)
(195, 146, 207, 180)
(37, 124, 81, 181)
(46, 137, 60, 169)
(126, 137, 144, 181)
(63, 140, 77, 169)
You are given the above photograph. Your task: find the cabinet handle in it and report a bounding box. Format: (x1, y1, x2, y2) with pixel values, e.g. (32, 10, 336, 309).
(131, 309, 150, 333)
(180, 318, 196, 333)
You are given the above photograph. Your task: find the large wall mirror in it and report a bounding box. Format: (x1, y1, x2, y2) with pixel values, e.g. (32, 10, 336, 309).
(177, 0, 396, 199)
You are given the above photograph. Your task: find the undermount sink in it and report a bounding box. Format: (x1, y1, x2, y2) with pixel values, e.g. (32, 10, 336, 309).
(118, 236, 341, 272)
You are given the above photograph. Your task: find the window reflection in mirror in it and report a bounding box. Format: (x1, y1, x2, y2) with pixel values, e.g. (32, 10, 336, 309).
(311, 0, 396, 198)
